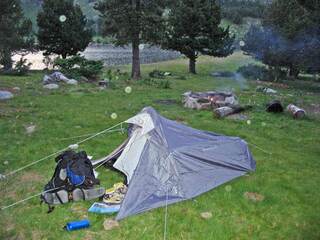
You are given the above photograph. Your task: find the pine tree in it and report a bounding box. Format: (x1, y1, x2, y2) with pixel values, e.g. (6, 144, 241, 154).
(95, 0, 166, 79)
(0, 0, 34, 70)
(37, 0, 92, 59)
(162, 0, 234, 74)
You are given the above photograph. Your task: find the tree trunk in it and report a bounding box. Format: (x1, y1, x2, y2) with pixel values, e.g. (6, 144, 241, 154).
(131, 38, 141, 80)
(1, 51, 13, 71)
(288, 66, 300, 78)
(189, 57, 196, 74)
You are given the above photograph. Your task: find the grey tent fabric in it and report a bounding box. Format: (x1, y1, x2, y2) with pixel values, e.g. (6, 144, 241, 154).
(115, 107, 255, 220)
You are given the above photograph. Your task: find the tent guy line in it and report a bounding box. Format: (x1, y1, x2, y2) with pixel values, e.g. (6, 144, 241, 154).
(0, 186, 63, 211)
(2, 121, 126, 178)
(60, 128, 125, 141)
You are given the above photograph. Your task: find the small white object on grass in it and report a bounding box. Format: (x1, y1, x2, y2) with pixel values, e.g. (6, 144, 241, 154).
(68, 144, 79, 150)
(25, 124, 36, 135)
(247, 120, 251, 125)
(0, 174, 6, 180)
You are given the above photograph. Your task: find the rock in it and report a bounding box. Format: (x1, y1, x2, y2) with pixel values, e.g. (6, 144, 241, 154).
(50, 71, 70, 83)
(68, 144, 79, 150)
(256, 86, 277, 94)
(66, 79, 78, 85)
(200, 212, 213, 219)
(43, 72, 73, 85)
(244, 192, 265, 202)
(0, 174, 6, 180)
(226, 114, 248, 121)
(214, 106, 234, 118)
(4, 161, 9, 165)
(103, 219, 120, 230)
(0, 91, 14, 100)
(266, 88, 277, 94)
(12, 87, 21, 92)
(25, 124, 36, 135)
(43, 75, 52, 84)
(43, 84, 59, 90)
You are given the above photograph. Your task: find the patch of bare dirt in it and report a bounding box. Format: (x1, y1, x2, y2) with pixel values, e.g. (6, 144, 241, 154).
(20, 171, 44, 183)
(244, 192, 265, 202)
(32, 230, 44, 240)
(103, 219, 120, 230)
(4, 218, 15, 232)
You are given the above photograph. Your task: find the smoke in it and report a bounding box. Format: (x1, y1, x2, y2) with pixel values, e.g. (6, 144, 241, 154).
(233, 72, 248, 90)
(211, 71, 248, 90)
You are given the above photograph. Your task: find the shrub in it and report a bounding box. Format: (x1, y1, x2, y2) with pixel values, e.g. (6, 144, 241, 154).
(104, 69, 129, 81)
(237, 64, 286, 81)
(140, 78, 171, 89)
(0, 57, 31, 76)
(14, 57, 32, 75)
(149, 70, 172, 79)
(54, 55, 103, 80)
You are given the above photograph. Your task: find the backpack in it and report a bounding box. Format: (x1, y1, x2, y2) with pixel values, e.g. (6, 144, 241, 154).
(41, 150, 105, 213)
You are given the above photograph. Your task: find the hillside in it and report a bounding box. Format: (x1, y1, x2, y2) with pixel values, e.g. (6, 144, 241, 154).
(21, 0, 99, 31)
(21, 0, 265, 34)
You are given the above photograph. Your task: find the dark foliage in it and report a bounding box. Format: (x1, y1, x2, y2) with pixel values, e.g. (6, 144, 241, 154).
(237, 64, 286, 81)
(0, 0, 34, 71)
(37, 0, 92, 59)
(162, 0, 234, 74)
(218, 0, 267, 24)
(54, 55, 103, 79)
(242, 0, 320, 77)
(141, 78, 171, 89)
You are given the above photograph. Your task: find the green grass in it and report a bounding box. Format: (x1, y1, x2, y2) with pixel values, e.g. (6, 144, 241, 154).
(1, 52, 320, 239)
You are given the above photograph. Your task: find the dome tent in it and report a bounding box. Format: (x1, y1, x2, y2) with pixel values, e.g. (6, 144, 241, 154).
(108, 107, 255, 220)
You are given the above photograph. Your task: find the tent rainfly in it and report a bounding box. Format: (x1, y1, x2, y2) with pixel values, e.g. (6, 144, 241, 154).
(100, 107, 256, 220)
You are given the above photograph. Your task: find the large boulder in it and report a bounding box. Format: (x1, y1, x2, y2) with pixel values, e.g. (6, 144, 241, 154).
(43, 75, 53, 85)
(43, 71, 73, 85)
(50, 72, 70, 82)
(0, 90, 14, 100)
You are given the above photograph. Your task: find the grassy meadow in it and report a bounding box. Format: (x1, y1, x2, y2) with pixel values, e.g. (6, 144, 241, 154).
(0, 52, 320, 239)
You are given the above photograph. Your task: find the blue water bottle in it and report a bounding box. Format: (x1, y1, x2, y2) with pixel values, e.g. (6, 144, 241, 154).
(65, 219, 90, 231)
